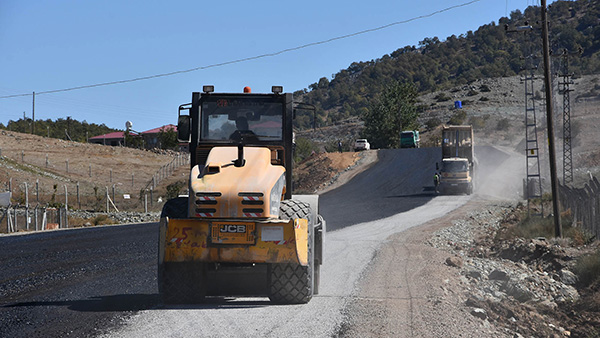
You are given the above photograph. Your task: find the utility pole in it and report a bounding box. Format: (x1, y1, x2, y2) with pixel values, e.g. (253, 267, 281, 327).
(559, 49, 574, 184)
(32, 92, 35, 134)
(67, 116, 71, 140)
(505, 21, 542, 217)
(541, 0, 562, 237)
(556, 48, 581, 184)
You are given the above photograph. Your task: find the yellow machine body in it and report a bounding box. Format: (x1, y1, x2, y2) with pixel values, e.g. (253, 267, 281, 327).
(189, 147, 286, 219)
(160, 146, 308, 266)
(160, 218, 308, 265)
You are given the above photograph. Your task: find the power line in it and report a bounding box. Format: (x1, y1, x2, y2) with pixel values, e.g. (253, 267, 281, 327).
(0, 0, 481, 99)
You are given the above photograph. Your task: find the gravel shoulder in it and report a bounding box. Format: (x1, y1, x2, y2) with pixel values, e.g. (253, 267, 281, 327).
(338, 197, 511, 337)
(340, 193, 600, 338)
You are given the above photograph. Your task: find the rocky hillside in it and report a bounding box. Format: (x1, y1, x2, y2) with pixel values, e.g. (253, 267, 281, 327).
(298, 74, 600, 185)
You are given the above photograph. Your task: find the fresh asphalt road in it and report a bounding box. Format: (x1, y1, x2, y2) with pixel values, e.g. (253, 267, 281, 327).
(0, 223, 159, 337)
(0, 147, 515, 337)
(320, 147, 440, 230)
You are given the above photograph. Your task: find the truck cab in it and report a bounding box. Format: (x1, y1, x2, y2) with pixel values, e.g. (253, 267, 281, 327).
(438, 158, 473, 194)
(438, 125, 474, 195)
(400, 130, 420, 148)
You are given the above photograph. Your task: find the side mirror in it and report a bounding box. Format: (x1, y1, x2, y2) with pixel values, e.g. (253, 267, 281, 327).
(177, 115, 190, 142)
(177, 104, 191, 142)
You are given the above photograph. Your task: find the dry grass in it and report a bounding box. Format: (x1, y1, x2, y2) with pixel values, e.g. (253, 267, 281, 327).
(67, 214, 116, 227)
(574, 250, 600, 287)
(498, 206, 595, 245)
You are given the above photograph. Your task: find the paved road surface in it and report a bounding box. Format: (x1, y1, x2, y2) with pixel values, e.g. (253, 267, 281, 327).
(321, 148, 440, 230)
(0, 147, 516, 337)
(0, 224, 158, 337)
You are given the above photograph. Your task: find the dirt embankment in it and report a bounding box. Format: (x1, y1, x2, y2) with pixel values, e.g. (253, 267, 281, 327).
(0, 130, 187, 212)
(293, 150, 377, 194)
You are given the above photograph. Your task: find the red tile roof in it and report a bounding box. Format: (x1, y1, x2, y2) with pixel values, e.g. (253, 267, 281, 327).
(142, 124, 177, 134)
(88, 124, 175, 140)
(88, 131, 138, 140)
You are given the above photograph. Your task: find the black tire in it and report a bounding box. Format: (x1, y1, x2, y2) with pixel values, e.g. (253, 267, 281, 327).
(161, 262, 207, 304)
(269, 199, 313, 304)
(160, 196, 188, 218)
(159, 197, 206, 304)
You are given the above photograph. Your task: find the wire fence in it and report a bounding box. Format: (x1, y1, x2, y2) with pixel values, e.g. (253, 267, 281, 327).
(143, 152, 189, 191)
(559, 175, 600, 240)
(0, 152, 189, 234)
(0, 205, 66, 233)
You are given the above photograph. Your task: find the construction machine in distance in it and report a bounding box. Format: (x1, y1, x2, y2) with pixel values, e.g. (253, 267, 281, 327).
(158, 85, 325, 304)
(437, 125, 474, 195)
(400, 130, 420, 148)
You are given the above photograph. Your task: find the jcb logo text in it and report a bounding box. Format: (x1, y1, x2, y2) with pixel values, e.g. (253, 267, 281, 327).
(220, 225, 246, 233)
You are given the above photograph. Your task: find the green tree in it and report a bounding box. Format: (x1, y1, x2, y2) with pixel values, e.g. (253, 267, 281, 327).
(157, 126, 178, 149)
(124, 130, 144, 148)
(363, 81, 419, 149)
(294, 137, 318, 163)
(2, 117, 116, 141)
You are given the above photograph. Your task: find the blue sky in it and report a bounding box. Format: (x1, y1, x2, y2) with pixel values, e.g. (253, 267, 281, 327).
(0, 0, 548, 132)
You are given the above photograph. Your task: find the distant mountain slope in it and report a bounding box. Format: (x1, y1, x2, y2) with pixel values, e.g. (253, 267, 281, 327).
(294, 0, 600, 129)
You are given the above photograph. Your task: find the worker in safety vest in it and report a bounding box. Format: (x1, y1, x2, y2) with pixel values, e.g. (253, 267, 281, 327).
(433, 172, 440, 193)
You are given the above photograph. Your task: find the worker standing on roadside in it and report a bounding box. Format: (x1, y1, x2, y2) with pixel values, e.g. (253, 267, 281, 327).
(337, 140, 342, 153)
(433, 172, 440, 193)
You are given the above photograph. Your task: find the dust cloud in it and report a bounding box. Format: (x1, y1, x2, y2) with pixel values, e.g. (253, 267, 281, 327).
(474, 146, 526, 201)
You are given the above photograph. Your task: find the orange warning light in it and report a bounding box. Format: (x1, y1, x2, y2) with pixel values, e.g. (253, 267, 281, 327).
(243, 86, 251, 93)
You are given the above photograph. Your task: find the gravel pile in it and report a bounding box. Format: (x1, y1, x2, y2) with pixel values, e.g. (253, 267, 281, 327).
(428, 203, 580, 322)
(68, 210, 161, 225)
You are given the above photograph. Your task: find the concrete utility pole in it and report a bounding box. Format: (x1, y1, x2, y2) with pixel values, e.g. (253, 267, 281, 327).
(541, 0, 562, 237)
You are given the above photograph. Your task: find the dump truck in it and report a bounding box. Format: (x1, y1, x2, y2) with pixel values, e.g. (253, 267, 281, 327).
(437, 125, 474, 195)
(158, 85, 325, 304)
(400, 130, 420, 148)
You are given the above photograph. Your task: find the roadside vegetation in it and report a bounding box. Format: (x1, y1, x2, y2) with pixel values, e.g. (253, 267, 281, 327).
(574, 251, 600, 291)
(496, 199, 600, 297)
(1, 117, 179, 150)
(68, 214, 116, 227)
(362, 81, 419, 149)
(1, 117, 115, 143)
(498, 209, 594, 246)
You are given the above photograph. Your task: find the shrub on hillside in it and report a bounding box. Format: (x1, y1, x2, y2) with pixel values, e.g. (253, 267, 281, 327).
(294, 137, 318, 163)
(497, 118, 511, 131)
(448, 111, 467, 125)
(574, 250, 600, 287)
(468, 116, 486, 129)
(479, 84, 491, 92)
(425, 117, 442, 131)
(92, 214, 115, 226)
(434, 93, 452, 102)
(166, 181, 186, 200)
